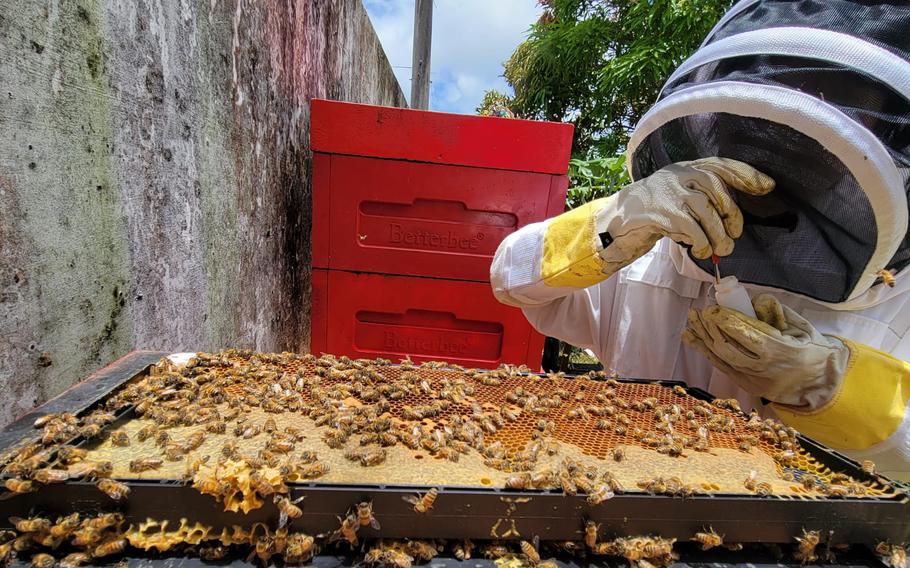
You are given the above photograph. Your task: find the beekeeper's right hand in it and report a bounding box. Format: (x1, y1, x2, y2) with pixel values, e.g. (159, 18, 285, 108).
(491, 158, 774, 307)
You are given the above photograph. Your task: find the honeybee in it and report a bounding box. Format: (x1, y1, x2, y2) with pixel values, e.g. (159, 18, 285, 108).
(822, 484, 849, 498)
(263, 417, 278, 433)
(31, 553, 56, 568)
(743, 470, 758, 492)
(110, 431, 130, 447)
(453, 539, 474, 561)
(48, 513, 80, 539)
(59, 552, 92, 567)
(642, 537, 676, 558)
(78, 424, 102, 439)
(795, 530, 820, 564)
(165, 444, 186, 461)
(520, 538, 541, 564)
(862, 459, 876, 475)
(10, 517, 52, 533)
(249, 471, 276, 497)
(672, 385, 686, 396)
(483, 543, 511, 559)
(70, 525, 103, 547)
(96, 478, 130, 500)
(129, 458, 163, 472)
(267, 438, 295, 453)
(383, 549, 414, 568)
(56, 446, 87, 465)
(573, 474, 593, 494)
(135, 424, 157, 442)
(85, 513, 123, 531)
(431, 446, 459, 462)
(332, 512, 360, 547)
(403, 487, 438, 513)
(712, 397, 742, 412)
(323, 429, 348, 449)
(298, 463, 330, 479)
(183, 430, 206, 451)
(284, 532, 316, 563)
(584, 520, 600, 548)
(344, 447, 387, 467)
(221, 441, 240, 460)
(587, 483, 615, 505)
(875, 542, 908, 568)
(199, 545, 230, 560)
(801, 474, 819, 490)
(275, 495, 305, 526)
(693, 528, 724, 550)
(755, 482, 773, 496)
(877, 269, 897, 288)
(11, 535, 32, 552)
(503, 407, 520, 421)
(352, 501, 381, 530)
(155, 431, 171, 447)
(240, 425, 261, 439)
(4, 478, 35, 493)
(506, 473, 533, 489)
(775, 450, 797, 465)
(557, 471, 577, 495)
(637, 477, 668, 494)
(599, 471, 622, 493)
(404, 540, 438, 562)
(92, 538, 127, 558)
(612, 447, 626, 462)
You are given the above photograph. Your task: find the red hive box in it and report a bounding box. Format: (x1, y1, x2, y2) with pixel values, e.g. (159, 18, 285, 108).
(309, 99, 573, 368)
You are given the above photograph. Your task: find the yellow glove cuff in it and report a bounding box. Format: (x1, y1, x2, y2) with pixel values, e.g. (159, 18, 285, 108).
(773, 339, 910, 450)
(541, 199, 607, 288)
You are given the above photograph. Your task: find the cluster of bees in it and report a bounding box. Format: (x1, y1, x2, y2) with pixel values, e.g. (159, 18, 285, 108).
(0, 350, 897, 567)
(0, 512, 318, 566)
(0, 513, 126, 567)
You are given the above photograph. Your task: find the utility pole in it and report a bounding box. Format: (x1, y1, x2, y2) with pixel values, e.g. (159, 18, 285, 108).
(410, 0, 432, 109)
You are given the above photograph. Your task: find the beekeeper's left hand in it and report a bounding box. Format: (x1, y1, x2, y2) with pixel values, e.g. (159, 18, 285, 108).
(682, 293, 851, 408)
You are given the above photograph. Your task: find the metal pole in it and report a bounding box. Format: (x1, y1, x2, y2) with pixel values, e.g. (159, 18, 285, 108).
(410, 0, 432, 109)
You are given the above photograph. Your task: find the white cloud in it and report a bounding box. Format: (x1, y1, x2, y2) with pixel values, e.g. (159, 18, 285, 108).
(363, 0, 540, 114)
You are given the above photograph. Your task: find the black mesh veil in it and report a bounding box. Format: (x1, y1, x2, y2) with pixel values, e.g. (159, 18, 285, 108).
(628, 0, 910, 303)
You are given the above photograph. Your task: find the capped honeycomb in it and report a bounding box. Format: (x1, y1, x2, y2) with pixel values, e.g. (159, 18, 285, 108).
(11, 350, 895, 502)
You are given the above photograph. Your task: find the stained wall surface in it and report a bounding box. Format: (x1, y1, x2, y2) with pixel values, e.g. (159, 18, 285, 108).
(0, 0, 406, 425)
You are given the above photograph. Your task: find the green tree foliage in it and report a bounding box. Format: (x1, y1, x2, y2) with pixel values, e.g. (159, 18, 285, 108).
(493, 0, 733, 158)
(566, 154, 630, 208)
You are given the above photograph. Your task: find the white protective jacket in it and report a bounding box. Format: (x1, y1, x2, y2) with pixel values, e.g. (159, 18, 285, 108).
(493, 230, 910, 479)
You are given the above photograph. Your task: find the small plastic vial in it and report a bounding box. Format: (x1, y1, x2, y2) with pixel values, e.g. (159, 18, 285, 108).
(714, 276, 757, 318)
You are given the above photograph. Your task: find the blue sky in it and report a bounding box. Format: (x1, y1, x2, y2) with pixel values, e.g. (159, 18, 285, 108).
(363, 0, 541, 114)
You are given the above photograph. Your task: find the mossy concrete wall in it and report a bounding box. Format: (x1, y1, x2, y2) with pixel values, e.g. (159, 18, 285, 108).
(0, 0, 406, 425)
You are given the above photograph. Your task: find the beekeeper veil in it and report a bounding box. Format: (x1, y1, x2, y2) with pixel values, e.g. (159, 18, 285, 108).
(627, 0, 910, 305)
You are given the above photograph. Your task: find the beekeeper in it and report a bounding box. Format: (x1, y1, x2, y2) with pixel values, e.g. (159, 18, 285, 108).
(491, 0, 910, 478)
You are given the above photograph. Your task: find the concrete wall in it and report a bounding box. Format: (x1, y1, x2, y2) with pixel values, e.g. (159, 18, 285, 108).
(0, 0, 406, 425)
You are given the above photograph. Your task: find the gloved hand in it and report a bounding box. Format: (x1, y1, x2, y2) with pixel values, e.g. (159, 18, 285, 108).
(596, 157, 775, 276)
(682, 294, 851, 408)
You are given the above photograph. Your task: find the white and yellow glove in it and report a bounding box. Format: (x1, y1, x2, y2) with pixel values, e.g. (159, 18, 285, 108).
(537, 158, 774, 291)
(682, 294, 849, 408)
(596, 158, 775, 270)
(491, 157, 773, 307)
(683, 295, 910, 468)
